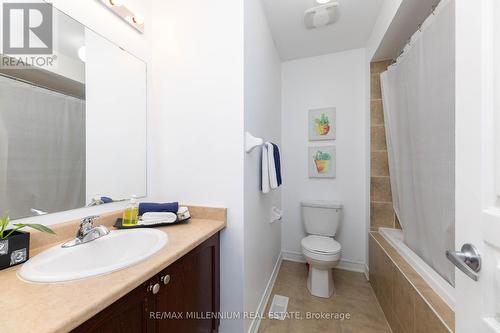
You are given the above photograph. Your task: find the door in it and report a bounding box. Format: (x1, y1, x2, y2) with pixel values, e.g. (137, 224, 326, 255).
(71, 282, 155, 333)
(454, 0, 500, 332)
(154, 233, 220, 333)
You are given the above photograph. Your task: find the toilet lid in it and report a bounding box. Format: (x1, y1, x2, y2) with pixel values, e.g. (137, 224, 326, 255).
(301, 235, 341, 254)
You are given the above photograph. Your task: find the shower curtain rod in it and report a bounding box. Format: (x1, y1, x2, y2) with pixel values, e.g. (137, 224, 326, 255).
(391, 0, 442, 65)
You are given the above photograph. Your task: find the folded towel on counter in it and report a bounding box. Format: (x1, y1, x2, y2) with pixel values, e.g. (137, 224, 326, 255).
(138, 202, 179, 216)
(140, 212, 178, 225)
(261, 142, 282, 194)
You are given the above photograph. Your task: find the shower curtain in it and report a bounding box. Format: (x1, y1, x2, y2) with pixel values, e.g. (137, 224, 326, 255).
(380, 0, 455, 285)
(0, 75, 86, 219)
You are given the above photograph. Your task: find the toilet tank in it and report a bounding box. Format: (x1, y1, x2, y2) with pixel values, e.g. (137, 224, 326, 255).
(301, 201, 343, 237)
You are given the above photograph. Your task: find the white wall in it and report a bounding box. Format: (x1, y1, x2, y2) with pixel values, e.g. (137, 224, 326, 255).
(150, 1, 245, 332)
(281, 49, 368, 271)
(243, 0, 282, 331)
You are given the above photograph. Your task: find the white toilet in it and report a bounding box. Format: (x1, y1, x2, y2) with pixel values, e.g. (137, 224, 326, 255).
(301, 201, 343, 298)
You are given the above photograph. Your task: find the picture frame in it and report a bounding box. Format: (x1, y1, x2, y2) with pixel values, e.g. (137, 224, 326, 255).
(308, 145, 336, 178)
(308, 107, 336, 141)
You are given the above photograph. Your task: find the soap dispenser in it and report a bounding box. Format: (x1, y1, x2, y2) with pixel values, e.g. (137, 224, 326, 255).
(123, 195, 139, 226)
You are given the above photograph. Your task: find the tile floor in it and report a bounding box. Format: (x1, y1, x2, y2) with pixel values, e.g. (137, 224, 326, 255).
(258, 261, 392, 333)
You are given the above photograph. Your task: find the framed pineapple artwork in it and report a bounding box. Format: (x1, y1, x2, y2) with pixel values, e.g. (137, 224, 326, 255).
(308, 107, 336, 141)
(308, 146, 336, 178)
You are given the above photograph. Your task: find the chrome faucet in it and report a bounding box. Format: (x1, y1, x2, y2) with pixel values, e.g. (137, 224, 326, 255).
(62, 215, 110, 248)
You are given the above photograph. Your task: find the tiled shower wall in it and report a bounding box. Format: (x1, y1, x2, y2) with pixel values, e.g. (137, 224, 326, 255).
(370, 61, 399, 230)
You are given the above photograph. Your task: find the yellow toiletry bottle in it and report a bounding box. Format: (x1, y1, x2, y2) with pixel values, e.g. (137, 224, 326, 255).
(123, 195, 139, 226)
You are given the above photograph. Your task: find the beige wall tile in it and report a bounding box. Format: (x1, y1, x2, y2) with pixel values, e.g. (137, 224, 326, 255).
(370, 202, 395, 229)
(371, 151, 389, 177)
(393, 269, 416, 333)
(415, 296, 450, 333)
(395, 215, 402, 229)
(369, 237, 379, 295)
(371, 233, 454, 333)
(385, 308, 405, 333)
(371, 126, 387, 151)
(373, 241, 394, 318)
(371, 61, 392, 74)
(371, 100, 385, 126)
(371, 73, 382, 100)
(371, 177, 392, 203)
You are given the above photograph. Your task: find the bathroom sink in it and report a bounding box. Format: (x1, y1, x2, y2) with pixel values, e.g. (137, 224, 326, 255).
(18, 229, 168, 283)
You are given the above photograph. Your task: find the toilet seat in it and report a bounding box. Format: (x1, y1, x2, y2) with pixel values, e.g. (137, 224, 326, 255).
(302, 235, 341, 254)
(301, 235, 341, 261)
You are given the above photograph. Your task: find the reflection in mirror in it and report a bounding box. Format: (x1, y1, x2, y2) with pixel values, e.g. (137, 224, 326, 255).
(0, 5, 147, 220)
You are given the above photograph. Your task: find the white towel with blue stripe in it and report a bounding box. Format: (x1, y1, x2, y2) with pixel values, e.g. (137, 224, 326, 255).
(262, 142, 282, 193)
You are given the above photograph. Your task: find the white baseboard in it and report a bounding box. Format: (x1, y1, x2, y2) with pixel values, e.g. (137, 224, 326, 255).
(247, 253, 283, 333)
(364, 264, 370, 281)
(281, 250, 365, 273)
(281, 250, 306, 263)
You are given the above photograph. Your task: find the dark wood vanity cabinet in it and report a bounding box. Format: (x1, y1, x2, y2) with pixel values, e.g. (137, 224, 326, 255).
(72, 233, 220, 333)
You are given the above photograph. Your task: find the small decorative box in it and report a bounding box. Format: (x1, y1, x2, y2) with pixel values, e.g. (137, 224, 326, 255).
(0, 230, 30, 270)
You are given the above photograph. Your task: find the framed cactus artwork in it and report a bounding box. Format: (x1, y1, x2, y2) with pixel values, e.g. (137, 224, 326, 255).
(308, 146, 336, 178)
(308, 107, 336, 141)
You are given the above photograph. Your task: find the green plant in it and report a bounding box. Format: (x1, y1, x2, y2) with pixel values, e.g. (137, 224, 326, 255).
(314, 151, 332, 161)
(315, 113, 330, 126)
(0, 214, 55, 240)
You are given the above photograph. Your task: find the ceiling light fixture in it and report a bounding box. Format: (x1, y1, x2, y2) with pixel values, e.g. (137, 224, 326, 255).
(304, 2, 340, 29)
(316, 0, 332, 4)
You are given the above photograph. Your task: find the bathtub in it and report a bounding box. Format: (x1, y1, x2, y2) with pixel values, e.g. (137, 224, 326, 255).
(378, 227, 455, 310)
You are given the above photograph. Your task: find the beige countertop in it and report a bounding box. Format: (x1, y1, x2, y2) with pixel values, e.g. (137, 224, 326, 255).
(0, 206, 226, 333)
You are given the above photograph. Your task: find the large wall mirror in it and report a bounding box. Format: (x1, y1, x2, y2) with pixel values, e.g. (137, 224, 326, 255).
(0, 4, 147, 219)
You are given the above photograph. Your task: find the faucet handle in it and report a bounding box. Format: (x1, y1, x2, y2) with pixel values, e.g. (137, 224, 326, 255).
(78, 215, 100, 237)
(80, 215, 100, 226)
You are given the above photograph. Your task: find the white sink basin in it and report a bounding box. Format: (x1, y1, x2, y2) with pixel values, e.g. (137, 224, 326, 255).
(18, 229, 168, 283)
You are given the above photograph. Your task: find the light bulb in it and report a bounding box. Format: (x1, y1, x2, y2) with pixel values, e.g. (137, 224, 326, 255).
(109, 0, 124, 6)
(78, 46, 86, 62)
(132, 14, 144, 25)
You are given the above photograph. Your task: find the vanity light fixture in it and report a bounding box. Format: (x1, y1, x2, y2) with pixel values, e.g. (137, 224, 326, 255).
(99, 0, 144, 33)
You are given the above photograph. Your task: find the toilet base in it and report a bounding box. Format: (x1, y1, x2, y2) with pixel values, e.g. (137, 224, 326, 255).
(307, 266, 334, 298)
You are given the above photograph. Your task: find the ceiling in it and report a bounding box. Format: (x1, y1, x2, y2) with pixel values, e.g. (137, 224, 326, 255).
(261, 0, 384, 61)
(373, 0, 440, 60)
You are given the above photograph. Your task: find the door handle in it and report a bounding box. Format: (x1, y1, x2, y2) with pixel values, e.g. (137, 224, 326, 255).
(446, 244, 481, 281)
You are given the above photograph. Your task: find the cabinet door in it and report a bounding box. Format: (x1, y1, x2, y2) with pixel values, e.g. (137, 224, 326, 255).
(72, 282, 155, 333)
(154, 233, 220, 333)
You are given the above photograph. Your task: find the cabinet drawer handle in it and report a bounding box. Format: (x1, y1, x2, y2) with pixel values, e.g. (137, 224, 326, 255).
(160, 274, 171, 285)
(148, 283, 161, 295)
